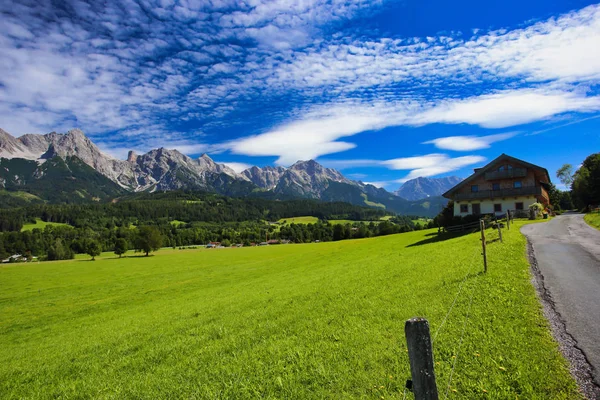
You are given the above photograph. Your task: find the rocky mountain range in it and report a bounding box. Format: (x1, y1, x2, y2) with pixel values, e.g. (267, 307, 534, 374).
(0, 128, 450, 216)
(394, 176, 463, 201)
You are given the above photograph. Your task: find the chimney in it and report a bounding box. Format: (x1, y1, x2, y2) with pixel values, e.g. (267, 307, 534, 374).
(127, 150, 138, 162)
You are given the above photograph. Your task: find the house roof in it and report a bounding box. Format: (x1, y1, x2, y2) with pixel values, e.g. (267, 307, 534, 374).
(443, 153, 551, 199)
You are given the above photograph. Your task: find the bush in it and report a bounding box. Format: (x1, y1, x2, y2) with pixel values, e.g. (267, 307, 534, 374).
(529, 202, 545, 219)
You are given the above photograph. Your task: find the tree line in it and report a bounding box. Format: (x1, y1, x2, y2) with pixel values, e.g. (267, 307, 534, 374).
(0, 191, 431, 261)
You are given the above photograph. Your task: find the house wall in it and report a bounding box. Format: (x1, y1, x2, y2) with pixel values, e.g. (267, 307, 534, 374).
(454, 196, 538, 217)
(453, 161, 537, 196)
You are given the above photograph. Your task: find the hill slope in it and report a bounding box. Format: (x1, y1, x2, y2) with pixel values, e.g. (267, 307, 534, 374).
(0, 224, 581, 398)
(0, 128, 448, 216)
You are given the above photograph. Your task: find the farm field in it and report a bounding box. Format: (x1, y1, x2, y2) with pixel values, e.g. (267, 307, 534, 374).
(0, 222, 580, 398)
(276, 215, 389, 226)
(276, 216, 319, 225)
(20, 218, 72, 232)
(411, 218, 432, 225)
(584, 212, 600, 230)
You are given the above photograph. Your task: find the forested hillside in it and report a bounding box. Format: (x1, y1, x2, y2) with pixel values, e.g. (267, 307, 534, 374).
(0, 191, 430, 261)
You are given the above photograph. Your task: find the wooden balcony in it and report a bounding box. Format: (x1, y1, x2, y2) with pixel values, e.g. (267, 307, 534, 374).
(484, 168, 527, 180)
(453, 186, 542, 201)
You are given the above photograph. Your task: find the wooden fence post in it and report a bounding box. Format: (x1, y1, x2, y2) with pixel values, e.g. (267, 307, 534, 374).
(405, 318, 439, 400)
(480, 219, 487, 273)
(506, 210, 510, 230)
(497, 220, 503, 243)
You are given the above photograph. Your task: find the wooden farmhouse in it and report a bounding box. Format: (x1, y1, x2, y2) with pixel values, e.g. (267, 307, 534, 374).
(443, 154, 551, 217)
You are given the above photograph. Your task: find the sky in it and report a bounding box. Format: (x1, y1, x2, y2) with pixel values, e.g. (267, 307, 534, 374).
(1, 0, 600, 191)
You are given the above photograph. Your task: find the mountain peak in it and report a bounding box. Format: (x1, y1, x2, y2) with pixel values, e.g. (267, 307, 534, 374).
(0, 128, 14, 138)
(66, 128, 86, 138)
(395, 176, 463, 201)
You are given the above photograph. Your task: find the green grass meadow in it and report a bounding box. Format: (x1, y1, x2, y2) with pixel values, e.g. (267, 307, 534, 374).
(20, 218, 72, 232)
(276, 216, 320, 225)
(0, 222, 580, 399)
(584, 212, 600, 230)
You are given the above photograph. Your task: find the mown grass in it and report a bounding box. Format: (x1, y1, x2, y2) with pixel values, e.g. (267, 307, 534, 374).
(584, 212, 600, 230)
(276, 216, 320, 225)
(0, 222, 580, 399)
(411, 218, 432, 225)
(328, 219, 381, 225)
(20, 218, 72, 232)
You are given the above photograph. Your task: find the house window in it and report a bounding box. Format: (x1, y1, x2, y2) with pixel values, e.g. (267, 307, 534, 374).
(498, 166, 505, 171)
(514, 181, 522, 188)
(507, 165, 513, 170)
(494, 203, 502, 212)
(471, 185, 479, 192)
(492, 183, 500, 191)
(460, 204, 468, 213)
(515, 202, 524, 210)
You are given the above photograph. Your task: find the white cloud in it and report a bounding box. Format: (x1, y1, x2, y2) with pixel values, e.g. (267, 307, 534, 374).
(1, 0, 600, 164)
(382, 154, 448, 170)
(423, 132, 518, 151)
(414, 90, 600, 128)
(221, 162, 253, 173)
(385, 155, 487, 183)
(228, 110, 387, 165)
(267, 4, 600, 92)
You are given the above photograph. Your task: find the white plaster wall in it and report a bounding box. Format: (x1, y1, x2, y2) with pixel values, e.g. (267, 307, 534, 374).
(454, 196, 538, 216)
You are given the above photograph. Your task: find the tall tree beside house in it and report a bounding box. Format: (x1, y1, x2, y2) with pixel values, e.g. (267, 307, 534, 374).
(135, 226, 163, 256)
(547, 183, 574, 211)
(556, 164, 574, 187)
(571, 153, 600, 209)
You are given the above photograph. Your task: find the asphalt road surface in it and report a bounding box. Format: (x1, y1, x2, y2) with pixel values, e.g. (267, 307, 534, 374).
(521, 213, 600, 388)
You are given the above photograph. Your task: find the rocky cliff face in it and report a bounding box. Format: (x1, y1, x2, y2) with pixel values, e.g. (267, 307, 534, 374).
(0, 128, 450, 216)
(241, 165, 286, 189)
(0, 129, 246, 193)
(394, 176, 463, 200)
(273, 160, 356, 198)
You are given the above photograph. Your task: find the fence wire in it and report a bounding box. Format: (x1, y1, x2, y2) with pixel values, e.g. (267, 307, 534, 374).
(432, 243, 481, 346)
(443, 269, 480, 399)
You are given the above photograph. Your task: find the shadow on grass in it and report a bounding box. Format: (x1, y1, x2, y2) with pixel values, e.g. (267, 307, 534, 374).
(406, 230, 476, 247)
(75, 254, 155, 262)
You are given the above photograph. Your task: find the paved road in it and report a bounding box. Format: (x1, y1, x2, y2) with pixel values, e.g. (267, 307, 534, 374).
(521, 213, 600, 387)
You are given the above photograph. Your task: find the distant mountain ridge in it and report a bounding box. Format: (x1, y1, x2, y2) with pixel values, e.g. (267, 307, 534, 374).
(0, 128, 449, 216)
(394, 176, 463, 201)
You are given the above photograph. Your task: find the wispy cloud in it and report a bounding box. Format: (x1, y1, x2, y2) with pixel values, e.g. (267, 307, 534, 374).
(1, 1, 599, 164)
(423, 132, 518, 151)
(529, 114, 600, 135)
(383, 154, 487, 183)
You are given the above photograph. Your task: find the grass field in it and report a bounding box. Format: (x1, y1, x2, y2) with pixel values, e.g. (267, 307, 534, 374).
(411, 218, 432, 225)
(20, 218, 72, 232)
(328, 219, 381, 225)
(0, 222, 580, 398)
(584, 212, 600, 230)
(276, 216, 320, 225)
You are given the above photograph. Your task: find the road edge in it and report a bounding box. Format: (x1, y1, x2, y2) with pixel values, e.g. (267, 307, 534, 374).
(526, 239, 600, 400)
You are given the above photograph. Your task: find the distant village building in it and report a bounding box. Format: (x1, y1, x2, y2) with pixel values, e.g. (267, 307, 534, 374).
(443, 154, 551, 217)
(2, 254, 38, 263)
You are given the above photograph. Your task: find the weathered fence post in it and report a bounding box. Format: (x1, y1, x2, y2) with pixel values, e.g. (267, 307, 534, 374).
(506, 210, 510, 230)
(497, 220, 503, 243)
(480, 219, 487, 273)
(405, 318, 439, 400)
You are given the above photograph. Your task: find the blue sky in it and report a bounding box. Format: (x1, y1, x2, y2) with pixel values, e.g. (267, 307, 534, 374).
(1, 0, 599, 191)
